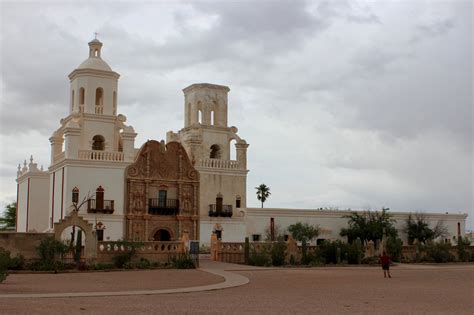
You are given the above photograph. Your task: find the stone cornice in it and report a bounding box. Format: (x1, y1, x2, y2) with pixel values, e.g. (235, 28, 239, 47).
(244, 208, 468, 220)
(195, 167, 249, 176)
(16, 171, 49, 183)
(68, 68, 120, 81)
(49, 158, 131, 171)
(183, 83, 230, 93)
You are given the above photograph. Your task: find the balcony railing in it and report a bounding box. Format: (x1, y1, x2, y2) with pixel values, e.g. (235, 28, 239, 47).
(87, 199, 114, 214)
(148, 198, 179, 215)
(209, 204, 233, 217)
(198, 159, 240, 169)
(78, 150, 124, 161)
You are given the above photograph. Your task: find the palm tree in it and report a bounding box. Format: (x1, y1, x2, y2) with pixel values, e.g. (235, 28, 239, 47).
(0, 202, 16, 230)
(255, 184, 271, 208)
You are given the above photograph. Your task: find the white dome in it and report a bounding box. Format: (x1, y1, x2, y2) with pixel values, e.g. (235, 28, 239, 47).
(77, 57, 112, 71)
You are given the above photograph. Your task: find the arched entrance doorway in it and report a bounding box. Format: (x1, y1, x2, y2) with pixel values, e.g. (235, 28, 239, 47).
(153, 229, 171, 241)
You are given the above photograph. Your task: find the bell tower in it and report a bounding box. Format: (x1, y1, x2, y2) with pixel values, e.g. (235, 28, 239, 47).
(168, 83, 249, 243)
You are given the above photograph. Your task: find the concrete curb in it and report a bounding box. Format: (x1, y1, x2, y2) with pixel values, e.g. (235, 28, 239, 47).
(0, 267, 249, 299)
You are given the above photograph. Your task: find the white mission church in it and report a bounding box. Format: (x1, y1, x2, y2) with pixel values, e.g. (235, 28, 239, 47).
(15, 39, 468, 245)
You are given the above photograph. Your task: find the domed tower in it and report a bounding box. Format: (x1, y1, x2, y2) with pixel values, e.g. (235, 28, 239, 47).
(68, 38, 119, 116)
(45, 38, 137, 240)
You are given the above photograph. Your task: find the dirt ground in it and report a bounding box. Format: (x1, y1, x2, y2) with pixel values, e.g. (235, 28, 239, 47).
(0, 264, 473, 314)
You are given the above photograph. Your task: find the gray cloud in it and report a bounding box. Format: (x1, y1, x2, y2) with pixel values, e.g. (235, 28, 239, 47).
(0, 1, 472, 228)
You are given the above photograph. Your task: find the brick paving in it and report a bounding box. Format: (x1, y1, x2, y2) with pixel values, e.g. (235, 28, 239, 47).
(0, 262, 472, 314)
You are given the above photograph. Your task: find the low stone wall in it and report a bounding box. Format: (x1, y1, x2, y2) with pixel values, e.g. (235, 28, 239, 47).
(96, 241, 186, 264)
(0, 232, 54, 260)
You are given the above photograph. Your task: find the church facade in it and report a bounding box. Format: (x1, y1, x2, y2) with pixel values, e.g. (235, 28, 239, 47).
(15, 39, 468, 245)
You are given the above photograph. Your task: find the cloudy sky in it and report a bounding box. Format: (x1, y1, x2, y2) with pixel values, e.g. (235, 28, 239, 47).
(1, 0, 472, 229)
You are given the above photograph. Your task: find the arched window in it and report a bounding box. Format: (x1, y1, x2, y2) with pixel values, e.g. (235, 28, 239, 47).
(95, 88, 103, 106)
(71, 90, 75, 111)
(92, 135, 105, 151)
(79, 88, 85, 105)
(230, 139, 237, 160)
(113, 91, 117, 115)
(211, 110, 215, 125)
(210, 144, 221, 159)
(198, 109, 202, 124)
(235, 196, 241, 208)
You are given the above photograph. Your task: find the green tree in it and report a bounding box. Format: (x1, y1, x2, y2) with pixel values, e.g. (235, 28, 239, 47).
(340, 208, 397, 246)
(288, 222, 320, 243)
(0, 202, 16, 231)
(405, 213, 448, 245)
(255, 184, 271, 208)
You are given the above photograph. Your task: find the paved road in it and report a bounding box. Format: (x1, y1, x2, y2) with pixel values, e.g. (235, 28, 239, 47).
(0, 262, 472, 314)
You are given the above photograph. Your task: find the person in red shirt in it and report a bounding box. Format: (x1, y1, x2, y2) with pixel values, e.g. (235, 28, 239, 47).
(379, 251, 392, 278)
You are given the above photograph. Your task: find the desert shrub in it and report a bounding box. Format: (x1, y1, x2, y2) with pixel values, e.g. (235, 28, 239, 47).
(249, 246, 271, 267)
(361, 256, 379, 265)
(113, 253, 132, 268)
(8, 254, 25, 270)
(0, 248, 9, 283)
(136, 258, 152, 269)
(92, 263, 115, 270)
(457, 237, 471, 262)
(270, 241, 287, 266)
(346, 241, 363, 264)
(27, 260, 75, 271)
(36, 237, 68, 263)
(111, 240, 144, 268)
(423, 242, 454, 263)
(169, 253, 195, 269)
(289, 254, 296, 265)
(386, 237, 403, 262)
(318, 240, 346, 264)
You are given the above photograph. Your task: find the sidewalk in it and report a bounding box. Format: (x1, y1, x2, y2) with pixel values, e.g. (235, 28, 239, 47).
(0, 260, 250, 299)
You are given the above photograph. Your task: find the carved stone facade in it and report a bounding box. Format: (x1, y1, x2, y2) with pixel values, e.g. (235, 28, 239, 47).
(125, 140, 199, 241)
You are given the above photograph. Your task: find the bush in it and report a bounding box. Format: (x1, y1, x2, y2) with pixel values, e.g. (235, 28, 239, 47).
(113, 253, 133, 268)
(136, 258, 152, 269)
(26, 260, 75, 271)
(36, 237, 68, 263)
(386, 237, 403, 262)
(9, 255, 25, 270)
(423, 242, 455, 263)
(361, 256, 379, 265)
(249, 246, 271, 267)
(92, 263, 115, 270)
(346, 241, 363, 264)
(457, 237, 471, 262)
(0, 248, 9, 283)
(318, 240, 346, 264)
(169, 253, 195, 269)
(270, 241, 287, 266)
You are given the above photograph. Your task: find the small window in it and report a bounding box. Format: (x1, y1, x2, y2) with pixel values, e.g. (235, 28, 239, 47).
(95, 88, 103, 106)
(252, 234, 261, 242)
(113, 91, 117, 115)
(79, 87, 85, 105)
(92, 135, 105, 150)
(96, 186, 105, 210)
(236, 197, 241, 208)
(97, 229, 104, 241)
(211, 110, 215, 125)
(210, 145, 221, 159)
(71, 90, 75, 111)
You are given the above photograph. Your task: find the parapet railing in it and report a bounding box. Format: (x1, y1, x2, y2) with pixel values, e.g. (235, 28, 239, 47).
(198, 158, 240, 169)
(97, 241, 185, 254)
(78, 150, 124, 161)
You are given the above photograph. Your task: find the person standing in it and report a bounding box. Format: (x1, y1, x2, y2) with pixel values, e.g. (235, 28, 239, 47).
(379, 251, 392, 278)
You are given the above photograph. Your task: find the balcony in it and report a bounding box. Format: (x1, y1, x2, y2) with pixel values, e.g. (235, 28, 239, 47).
(87, 199, 114, 214)
(209, 204, 233, 218)
(198, 159, 240, 169)
(148, 198, 179, 215)
(78, 150, 124, 161)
